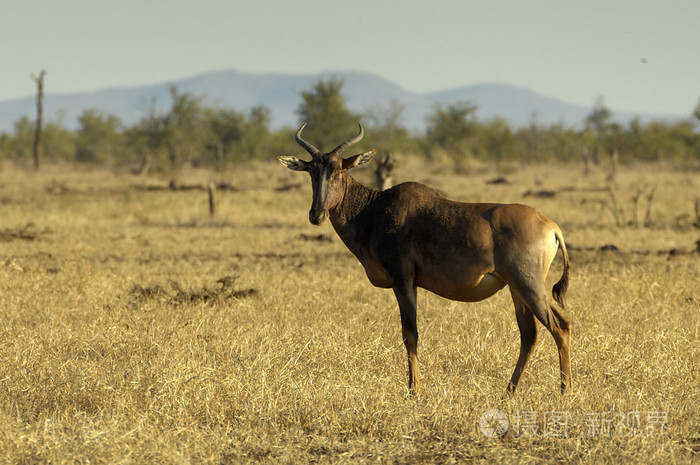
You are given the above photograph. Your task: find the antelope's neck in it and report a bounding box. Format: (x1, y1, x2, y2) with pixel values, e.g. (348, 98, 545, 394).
(328, 175, 378, 250)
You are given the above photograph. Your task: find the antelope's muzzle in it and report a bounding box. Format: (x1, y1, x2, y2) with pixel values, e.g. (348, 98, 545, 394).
(309, 208, 327, 225)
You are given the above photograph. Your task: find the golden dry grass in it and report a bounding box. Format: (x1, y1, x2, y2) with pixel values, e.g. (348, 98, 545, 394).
(0, 158, 698, 463)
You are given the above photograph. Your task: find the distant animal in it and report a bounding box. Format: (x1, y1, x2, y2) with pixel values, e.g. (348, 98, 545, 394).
(374, 152, 395, 191)
(278, 123, 572, 395)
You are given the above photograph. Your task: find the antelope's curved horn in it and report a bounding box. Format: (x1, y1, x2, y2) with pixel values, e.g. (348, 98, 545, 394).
(330, 122, 364, 157)
(295, 123, 322, 158)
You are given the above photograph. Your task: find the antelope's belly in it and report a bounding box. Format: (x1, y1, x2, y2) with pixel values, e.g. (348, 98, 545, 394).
(418, 271, 506, 302)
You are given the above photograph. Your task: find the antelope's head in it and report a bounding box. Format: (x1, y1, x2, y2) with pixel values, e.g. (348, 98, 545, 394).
(278, 123, 377, 225)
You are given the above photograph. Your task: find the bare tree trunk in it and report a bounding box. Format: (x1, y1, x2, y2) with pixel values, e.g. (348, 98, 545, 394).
(582, 145, 590, 175)
(643, 186, 657, 227)
(208, 182, 217, 216)
(607, 186, 624, 226)
(631, 186, 643, 228)
(135, 153, 152, 176)
(31, 70, 46, 171)
(606, 148, 618, 183)
(593, 141, 600, 165)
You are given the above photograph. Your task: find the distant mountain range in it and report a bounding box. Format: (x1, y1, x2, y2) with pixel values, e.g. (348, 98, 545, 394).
(0, 69, 686, 133)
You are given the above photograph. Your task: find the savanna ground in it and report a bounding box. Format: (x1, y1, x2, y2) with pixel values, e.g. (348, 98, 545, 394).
(0, 155, 698, 464)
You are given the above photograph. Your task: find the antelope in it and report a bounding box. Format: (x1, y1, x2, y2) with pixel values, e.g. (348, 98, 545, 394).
(278, 123, 572, 395)
(374, 152, 395, 191)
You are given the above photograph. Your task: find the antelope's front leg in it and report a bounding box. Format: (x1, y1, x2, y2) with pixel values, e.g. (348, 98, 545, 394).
(393, 281, 420, 394)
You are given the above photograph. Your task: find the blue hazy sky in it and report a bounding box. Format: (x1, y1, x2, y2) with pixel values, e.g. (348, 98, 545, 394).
(2, 0, 698, 117)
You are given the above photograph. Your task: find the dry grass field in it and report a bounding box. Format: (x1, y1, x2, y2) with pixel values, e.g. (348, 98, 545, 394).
(0, 156, 698, 464)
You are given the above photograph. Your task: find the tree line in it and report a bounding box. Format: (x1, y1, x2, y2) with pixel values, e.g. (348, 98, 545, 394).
(1, 77, 699, 172)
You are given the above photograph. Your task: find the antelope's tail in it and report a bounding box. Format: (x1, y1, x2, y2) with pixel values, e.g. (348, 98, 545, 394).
(552, 227, 570, 310)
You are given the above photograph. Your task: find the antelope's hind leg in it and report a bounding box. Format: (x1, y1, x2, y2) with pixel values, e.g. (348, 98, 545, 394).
(506, 292, 538, 395)
(508, 282, 572, 394)
(548, 304, 572, 394)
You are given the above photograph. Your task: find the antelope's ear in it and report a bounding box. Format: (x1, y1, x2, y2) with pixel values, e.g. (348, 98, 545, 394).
(342, 149, 378, 170)
(278, 156, 309, 172)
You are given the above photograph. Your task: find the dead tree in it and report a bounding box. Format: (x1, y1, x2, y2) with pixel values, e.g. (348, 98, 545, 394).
(208, 182, 217, 216)
(643, 185, 657, 227)
(31, 70, 46, 171)
(133, 153, 152, 176)
(605, 147, 619, 183)
(607, 187, 624, 226)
